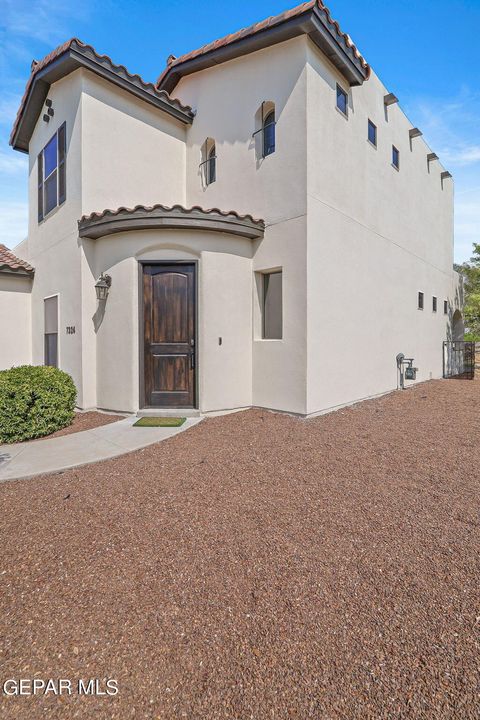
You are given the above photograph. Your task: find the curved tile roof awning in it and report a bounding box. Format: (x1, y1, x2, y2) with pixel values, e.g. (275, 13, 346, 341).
(78, 204, 265, 240)
(157, 0, 370, 93)
(11, 39, 194, 153)
(0, 244, 34, 275)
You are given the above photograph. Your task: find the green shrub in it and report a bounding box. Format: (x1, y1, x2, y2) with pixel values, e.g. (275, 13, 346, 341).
(0, 365, 77, 443)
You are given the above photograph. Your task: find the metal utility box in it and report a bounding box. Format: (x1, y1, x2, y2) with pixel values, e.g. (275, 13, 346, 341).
(405, 366, 417, 380)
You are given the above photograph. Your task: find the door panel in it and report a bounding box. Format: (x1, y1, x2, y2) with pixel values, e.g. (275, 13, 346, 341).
(143, 264, 195, 408)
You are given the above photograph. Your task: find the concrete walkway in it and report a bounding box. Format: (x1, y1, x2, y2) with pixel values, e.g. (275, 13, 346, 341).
(0, 416, 202, 482)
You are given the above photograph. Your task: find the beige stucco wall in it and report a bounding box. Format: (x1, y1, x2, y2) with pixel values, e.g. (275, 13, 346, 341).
(175, 36, 310, 414)
(0, 274, 32, 370)
(10, 32, 460, 416)
(83, 229, 253, 413)
(303, 41, 457, 414)
(21, 68, 190, 409)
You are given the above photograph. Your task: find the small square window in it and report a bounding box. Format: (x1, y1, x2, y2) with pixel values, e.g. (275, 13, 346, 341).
(432, 296, 437, 312)
(392, 145, 400, 169)
(336, 85, 348, 116)
(444, 300, 448, 315)
(418, 291, 424, 310)
(368, 120, 377, 146)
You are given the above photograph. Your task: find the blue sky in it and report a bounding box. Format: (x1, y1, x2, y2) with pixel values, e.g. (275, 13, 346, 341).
(1, 0, 479, 262)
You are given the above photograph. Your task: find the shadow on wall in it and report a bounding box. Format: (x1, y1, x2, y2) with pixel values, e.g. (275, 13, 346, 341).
(446, 277, 465, 342)
(93, 298, 106, 333)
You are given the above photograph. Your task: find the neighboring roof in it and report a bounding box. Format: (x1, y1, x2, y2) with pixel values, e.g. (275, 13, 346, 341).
(157, 0, 370, 93)
(78, 204, 265, 240)
(10, 39, 195, 153)
(0, 244, 34, 275)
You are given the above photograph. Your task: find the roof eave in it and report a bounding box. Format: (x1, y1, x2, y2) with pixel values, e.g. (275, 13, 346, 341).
(0, 266, 34, 276)
(158, 8, 368, 94)
(11, 46, 194, 153)
(78, 206, 265, 240)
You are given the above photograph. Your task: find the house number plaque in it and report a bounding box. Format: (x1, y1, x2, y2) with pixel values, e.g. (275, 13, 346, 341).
(66, 326, 76, 335)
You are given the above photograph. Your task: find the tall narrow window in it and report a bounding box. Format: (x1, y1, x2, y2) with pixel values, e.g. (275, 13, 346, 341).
(432, 296, 437, 312)
(444, 300, 448, 315)
(392, 145, 400, 169)
(368, 119, 377, 146)
(336, 84, 348, 116)
(207, 143, 216, 185)
(263, 109, 275, 157)
(38, 122, 66, 222)
(263, 271, 282, 339)
(44, 296, 58, 367)
(418, 291, 424, 310)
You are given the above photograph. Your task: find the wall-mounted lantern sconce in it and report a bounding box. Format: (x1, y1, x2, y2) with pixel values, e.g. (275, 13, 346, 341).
(409, 128, 422, 139)
(95, 273, 112, 301)
(384, 93, 398, 106)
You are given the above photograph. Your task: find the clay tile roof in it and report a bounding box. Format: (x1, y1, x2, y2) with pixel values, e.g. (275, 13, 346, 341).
(0, 244, 34, 275)
(79, 203, 265, 226)
(157, 0, 369, 89)
(10, 38, 194, 150)
(78, 204, 265, 240)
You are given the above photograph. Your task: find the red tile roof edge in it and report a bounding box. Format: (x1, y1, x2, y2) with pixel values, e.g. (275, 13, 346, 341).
(10, 38, 194, 148)
(156, 0, 370, 88)
(79, 203, 265, 227)
(0, 244, 34, 274)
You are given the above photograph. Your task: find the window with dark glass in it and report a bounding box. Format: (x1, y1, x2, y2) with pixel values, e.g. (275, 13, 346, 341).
(207, 144, 216, 185)
(444, 300, 448, 315)
(392, 145, 400, 169)
(368, 119, 377, 146)
(263, 110, 275, 157)
(336, 84, 348, 116)
(418, 291, 424, 310)
(38, 123, 66, 222)
(432, 296, 437, 312)
(263, 271, 282, 340)
(44, 296, 58, 367)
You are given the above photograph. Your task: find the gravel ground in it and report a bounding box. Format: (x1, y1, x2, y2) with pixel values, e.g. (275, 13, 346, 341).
(0, 379, 479, 719)
(29, 411, 122, 442)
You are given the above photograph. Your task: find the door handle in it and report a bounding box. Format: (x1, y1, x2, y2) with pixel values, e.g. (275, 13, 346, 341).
(190, 351, 195, 369)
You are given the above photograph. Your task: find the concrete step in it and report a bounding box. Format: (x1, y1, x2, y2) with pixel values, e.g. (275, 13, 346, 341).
(136, 408, 201, 418)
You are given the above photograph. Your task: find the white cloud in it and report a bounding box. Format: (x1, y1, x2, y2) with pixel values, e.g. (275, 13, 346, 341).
(0, 201, 28, 249)
(1, 0, 92, 47)
(0, 149, 28, 175)
(404, 88, 480, 262)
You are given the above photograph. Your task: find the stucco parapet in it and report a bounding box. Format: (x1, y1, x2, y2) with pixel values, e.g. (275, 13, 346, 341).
(78, 204, 265, 240)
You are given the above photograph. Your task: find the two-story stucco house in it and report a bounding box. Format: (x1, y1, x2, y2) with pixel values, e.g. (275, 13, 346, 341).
(1, 1, 463, 416)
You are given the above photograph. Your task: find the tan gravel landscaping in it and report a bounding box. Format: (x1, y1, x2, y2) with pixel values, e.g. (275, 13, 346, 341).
(0, 379, 479, 719)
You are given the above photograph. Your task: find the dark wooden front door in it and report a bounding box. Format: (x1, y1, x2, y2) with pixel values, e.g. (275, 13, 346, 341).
(143, 264, 196, 408)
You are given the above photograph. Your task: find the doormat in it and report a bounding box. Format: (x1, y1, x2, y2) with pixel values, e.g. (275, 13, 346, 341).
(133, 417, 186, 428)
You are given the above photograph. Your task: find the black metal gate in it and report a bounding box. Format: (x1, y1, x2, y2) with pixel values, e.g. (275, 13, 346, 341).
(443, 341, 475, 379)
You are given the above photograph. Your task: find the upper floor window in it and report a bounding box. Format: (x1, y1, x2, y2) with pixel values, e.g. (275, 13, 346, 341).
(444, 300, 448, 315)
(38, 123, 66, 222)
(368, 119, 377, 147)
(336, 84, 348, 116)
(202, 138, 216, 186)
(263, 109, 276, 157)
(392, 145, 400, 170)
(432, 296, 437, 312)
(207, 144, 216, 185)
(418, 291, 424, 310)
